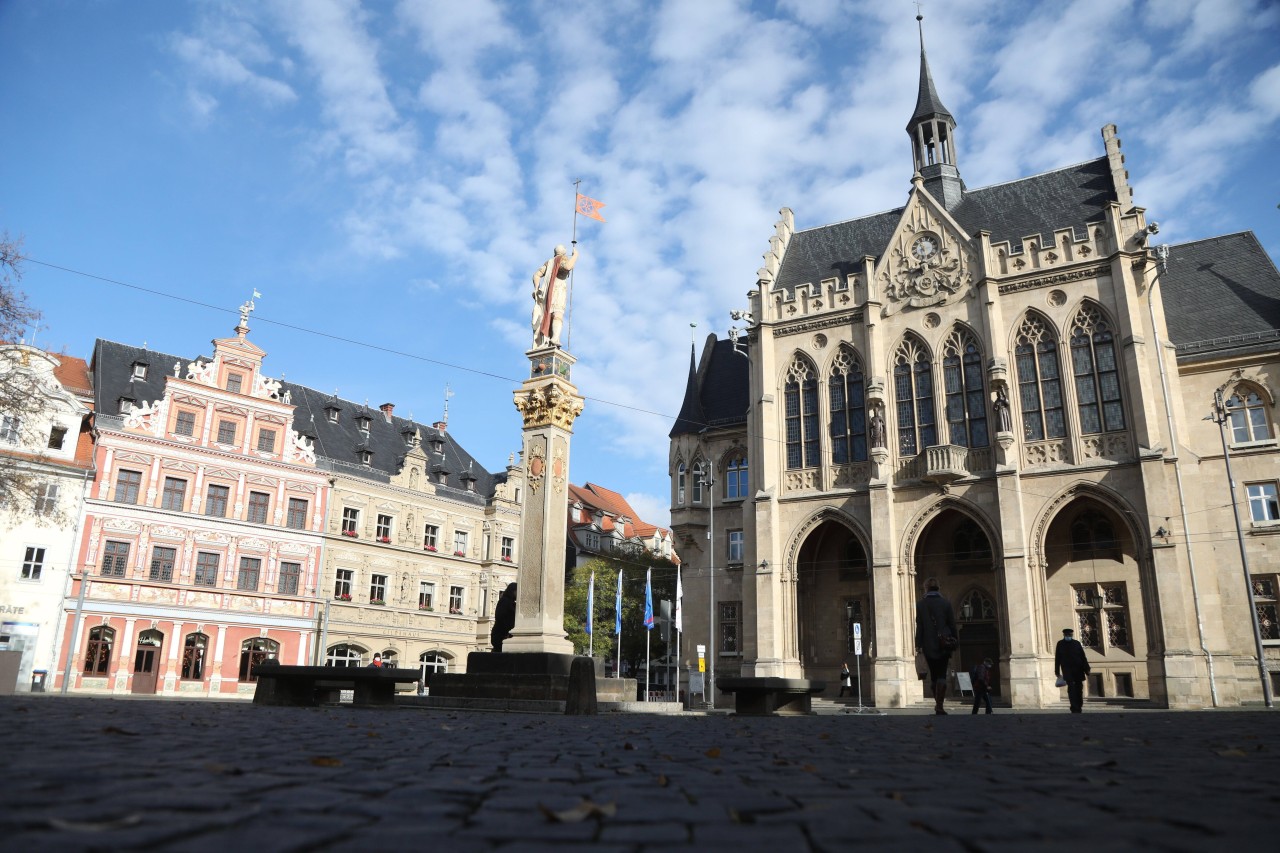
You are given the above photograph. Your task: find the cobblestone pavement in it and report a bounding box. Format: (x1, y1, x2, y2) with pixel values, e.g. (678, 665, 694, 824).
(1, 696, 1275, 852)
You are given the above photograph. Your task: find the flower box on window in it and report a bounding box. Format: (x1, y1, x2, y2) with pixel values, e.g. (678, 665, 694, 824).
(424, 545, 437, 552)
(370, 598, 385, 606)
(453, 550, 466, 557)
(449, 607, 462, 615)
(341, 530, 358, 538)
(501, 555, 513, 562)
(336, 593, 352, 601)
(417, 604, 432, 611)
(378, 536, 391, 544)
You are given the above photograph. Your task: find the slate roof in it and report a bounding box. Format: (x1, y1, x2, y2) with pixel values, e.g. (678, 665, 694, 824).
(774, 157, 1118, 294)
(1158, 232, 1280, 360)
(91, 339, 500, 501)
(669, 336, 750, 437)
(909, 46, 953, 126)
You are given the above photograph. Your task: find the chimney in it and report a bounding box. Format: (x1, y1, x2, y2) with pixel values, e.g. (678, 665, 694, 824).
(433, 420, 447, 432)
(380, 403, 394, 423)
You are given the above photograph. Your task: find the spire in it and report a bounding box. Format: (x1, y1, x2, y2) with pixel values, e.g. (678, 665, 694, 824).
(669, 343, 706, 437)
(905, 12, 964, 209)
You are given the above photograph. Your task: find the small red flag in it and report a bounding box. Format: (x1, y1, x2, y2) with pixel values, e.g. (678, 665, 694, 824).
(576, 193, 606, 222)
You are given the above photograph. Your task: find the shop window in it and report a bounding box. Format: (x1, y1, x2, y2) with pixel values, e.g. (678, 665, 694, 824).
(238, 637, 278, 682)
(181, 633, 208, 680)
(84, 626, 114, 675)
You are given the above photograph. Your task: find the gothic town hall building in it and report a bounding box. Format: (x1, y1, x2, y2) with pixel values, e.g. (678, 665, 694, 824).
(670, 41, 1280, 709)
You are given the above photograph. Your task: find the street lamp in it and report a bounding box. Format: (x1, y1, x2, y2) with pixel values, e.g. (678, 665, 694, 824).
(1209, 387, 1274, 708)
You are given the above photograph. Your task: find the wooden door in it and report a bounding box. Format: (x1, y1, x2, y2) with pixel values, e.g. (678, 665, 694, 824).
(131, 630, 163, 694)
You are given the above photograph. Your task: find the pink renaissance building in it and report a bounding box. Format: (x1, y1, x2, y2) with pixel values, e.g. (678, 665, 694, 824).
(54, 308, 329, 697)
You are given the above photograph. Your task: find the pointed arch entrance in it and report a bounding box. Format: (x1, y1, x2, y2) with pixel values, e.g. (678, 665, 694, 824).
(911, 506, 1001, 695)
(795, 515, 871, 690)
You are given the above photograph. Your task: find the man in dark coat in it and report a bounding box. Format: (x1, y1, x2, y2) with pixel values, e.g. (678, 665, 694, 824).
(1054, 627, 1091, 713)
(915, 577, 957, 715)
(491, 583, 517, 652)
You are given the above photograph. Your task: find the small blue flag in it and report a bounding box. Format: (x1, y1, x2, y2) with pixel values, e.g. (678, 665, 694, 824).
(614, 569, 623, 635)
(643, 568, 655, 630)
(585, 572, 594, 636)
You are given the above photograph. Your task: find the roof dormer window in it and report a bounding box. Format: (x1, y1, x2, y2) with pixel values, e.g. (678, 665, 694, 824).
(359, 450, 373, 466)
(402, 429, 417, 447)
(327, 408, 340, 424)
(356, 416, 372, 433)
(131, 362, 148, 380)
(430, 438, 444, 454)
(118, 397, 136, 414)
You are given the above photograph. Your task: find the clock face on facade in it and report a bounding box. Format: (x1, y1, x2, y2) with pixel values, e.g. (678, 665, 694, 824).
(911, 234, 939, 261)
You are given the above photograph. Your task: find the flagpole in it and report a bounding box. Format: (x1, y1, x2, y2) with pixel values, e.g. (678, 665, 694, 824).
(566, 179, 580, 351)
(646, 629, 651, 702)
(615, 569, 623, 680)
(587, 571, 594, 659)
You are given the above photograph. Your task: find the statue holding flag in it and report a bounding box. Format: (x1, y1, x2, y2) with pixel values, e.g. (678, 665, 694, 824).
(531, 244, 578, 348)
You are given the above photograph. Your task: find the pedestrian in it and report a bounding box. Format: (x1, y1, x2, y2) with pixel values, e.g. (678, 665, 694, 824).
(491, 582, 517, 652)
(915, 576, 957, 715)
(368, 652, 383, 668)
(839, 661, 852, 697)
(1054, 627, 1091, 712)
(970, 657, 994, 715)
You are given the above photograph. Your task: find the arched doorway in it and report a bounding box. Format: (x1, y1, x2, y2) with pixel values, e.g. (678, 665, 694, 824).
(795, 518, 871, 692)
(1042, 497, 1149, 700)
(912, 507, 1000, 698)
(131, 629, 164, 694)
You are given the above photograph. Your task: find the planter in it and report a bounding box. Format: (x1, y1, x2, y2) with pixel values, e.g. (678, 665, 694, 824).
(378, 537, 391, 544)
(370, 600, 385, 606)
(424, 546, 437, 552)
(453, 551, 466, 557)
(335, 595, 352, 602)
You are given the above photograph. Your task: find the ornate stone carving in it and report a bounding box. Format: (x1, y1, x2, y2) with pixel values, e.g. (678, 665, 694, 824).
(288, 430, 316, 464)
(252, 372, 282, 399)
(773, 311, 862, 337)
(1081, 433, 1130, 461)
(879, 207, 976, 317)
(998, 263, 1110, 295)
(784, 469, 817, 492)
(124, 397, 168, 436)
(1022, 439, 1069, 468)
(513, 381, 584, 430)
(186, 359, 216, 385)
(526, 441, 546, 494)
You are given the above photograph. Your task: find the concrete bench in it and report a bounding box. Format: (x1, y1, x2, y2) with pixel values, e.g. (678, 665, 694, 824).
(252, 665, 420, 707)
(716, 677, 826, 716)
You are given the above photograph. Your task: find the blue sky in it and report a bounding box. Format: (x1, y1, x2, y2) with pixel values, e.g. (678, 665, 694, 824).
(3, 0, 1279, 528)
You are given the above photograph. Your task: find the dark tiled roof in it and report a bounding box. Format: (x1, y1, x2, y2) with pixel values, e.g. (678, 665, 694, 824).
(1159, 232, 1280, 358)
(90, 339, 498, 500)
(669, 346, 705, 437)
(669, 335, 750, 437)
(774, 158, 1118, 294)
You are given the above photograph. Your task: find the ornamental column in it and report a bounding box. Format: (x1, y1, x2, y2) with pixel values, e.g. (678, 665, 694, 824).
(503, 346, 584, 654)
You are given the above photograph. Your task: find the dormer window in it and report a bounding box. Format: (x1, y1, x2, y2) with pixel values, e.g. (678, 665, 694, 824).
(226, 373, 243, 394)
(118, 397, 136, 415)
(430, 438, 444, 454)
(360, 450, 373, 465)
(402, 429, 416, 447)
(131, 362, 148, 380)
(327, 408, 340, 424)
(356, 416, 372, 433)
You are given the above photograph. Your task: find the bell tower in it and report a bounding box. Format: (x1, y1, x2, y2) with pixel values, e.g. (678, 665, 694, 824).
(906, 13, 964, 209)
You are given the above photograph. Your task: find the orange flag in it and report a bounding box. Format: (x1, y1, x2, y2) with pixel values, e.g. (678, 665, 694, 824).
(576, 193, 606, 222)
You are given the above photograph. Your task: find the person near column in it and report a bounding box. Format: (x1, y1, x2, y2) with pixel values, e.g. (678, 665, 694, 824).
(491, 583, 517, 652)
(970, 657, 994, 715)
(915, 576, 957, 715)
(838, 661, 852, 697)
(1054, 627, 1091, 713)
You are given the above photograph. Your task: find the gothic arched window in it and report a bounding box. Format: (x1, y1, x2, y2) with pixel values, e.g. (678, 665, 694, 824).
(1015, 314, 1066, 441)
(943, 331, 988, 448)
(1070, 510, 1121, 561)
(784, 356, 820, 468)
(1226, 386, 1271, 443)
(726, 455, 749, 498)
(676, 462, 686, 506)
(894, 337, 936, 456)
(692, 461, 706, 504)
(829, 348, 868, 464)
(1070, 305, 1125, 434)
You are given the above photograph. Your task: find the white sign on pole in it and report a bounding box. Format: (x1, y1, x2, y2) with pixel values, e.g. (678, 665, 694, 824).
(854, 638, 863, 656)
(852, 622, 862, 639)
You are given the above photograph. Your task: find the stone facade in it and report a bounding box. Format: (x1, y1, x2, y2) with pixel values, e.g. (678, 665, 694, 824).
(670, 46, 1280, 709)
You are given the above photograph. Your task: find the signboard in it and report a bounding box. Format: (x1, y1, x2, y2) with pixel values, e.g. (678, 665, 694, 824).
(852, 622, 862, 639)
(697, 644, 706, 672)
(853, 638, 863, 656)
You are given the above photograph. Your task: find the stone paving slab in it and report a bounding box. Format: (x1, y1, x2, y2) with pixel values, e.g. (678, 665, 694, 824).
(0, 695, 1275, 851)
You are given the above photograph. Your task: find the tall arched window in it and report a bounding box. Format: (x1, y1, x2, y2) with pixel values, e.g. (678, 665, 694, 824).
(83, 626, 114, 675)
(784, 356, 820, 468)
(894, 337, 936, 456)
(943, 331, 988, 447)
(181, 632, 208, 680)
(327, 643, 366, 667)
(1070, 305, 1125, 434)
(1226, 386, 1271, 443)
(420, 651, 450, 673)
(726, 455, 748, 498)
(676, 462, 686, 506)
(692, 461, 706, 504)
(238, 637, 279, 682)
(829, 348, 868, 463)
(1015, 314, 1066, 441)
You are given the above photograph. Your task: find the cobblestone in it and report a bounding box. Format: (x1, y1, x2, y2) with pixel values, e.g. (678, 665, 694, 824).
(0, 696, 1275, 851)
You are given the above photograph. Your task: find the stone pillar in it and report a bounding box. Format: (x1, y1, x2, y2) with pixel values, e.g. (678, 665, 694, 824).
(503, 347, 584, 655)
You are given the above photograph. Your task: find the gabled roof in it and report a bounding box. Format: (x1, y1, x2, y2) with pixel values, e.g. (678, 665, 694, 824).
(773, 158, 1118, 295)
(669, 335, 750, 437)
(52, 354, 92, 400)
(90, 338, 498, 500)
(1159, 232, 1280, 360)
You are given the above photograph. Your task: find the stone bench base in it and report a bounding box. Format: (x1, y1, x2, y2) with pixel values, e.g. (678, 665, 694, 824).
(252, 666, 420, 707)
(716, 677, 827, 716)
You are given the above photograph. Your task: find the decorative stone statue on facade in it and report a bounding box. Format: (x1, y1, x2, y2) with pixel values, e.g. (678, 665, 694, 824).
(993, 386, 1013, 434)
(531, 244, 578, 348)
(869, 407, 886, 449)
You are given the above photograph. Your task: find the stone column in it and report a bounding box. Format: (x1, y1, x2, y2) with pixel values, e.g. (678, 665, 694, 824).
(503, 346, 584, 655)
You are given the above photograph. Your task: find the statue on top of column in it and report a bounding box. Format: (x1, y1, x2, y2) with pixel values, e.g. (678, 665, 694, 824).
(531, 244, 578, 349)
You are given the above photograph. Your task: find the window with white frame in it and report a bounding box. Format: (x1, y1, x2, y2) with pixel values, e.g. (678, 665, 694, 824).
(370, 574, 387, 604)
(20, 546, 45, 580)
(335, 569, 353, 600)
(420, 651, 449, 674)
(148, 546, 176, 582)
(48, 425, 68, 450)
(720, 601, 741, 655)
(453, 530, 468, 556)
(1227, 387, 1271, 443)
(727, 530, 744, 565)
(423, 523, 439, 549)
(418, 581, 435, 610)
(101, 541, 130, 577)
(132, 362, 148, 380)
(449, 585, 464, 614)
(341, 507, 360, 536)
(278, 562, 300, 596)
(327, 643, 365, 667)
(726, 455, 749, 498)
(194, 552, 219, 586)
(1, 414, 21, 443)
(34, 482, 59, 515)
(1248, 482, 1280, 523)
(1252, 575, 1279, 641)
(376, 514, 392, 541)
(584, 531, 600, 550)
(501, 536, 514, 561)
(692, 461, 705, 504)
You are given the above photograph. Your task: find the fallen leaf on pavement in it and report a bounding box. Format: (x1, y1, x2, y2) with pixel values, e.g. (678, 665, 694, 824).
(705, 748, 721, 758)
(538, 799, 617, 823)
(310, 756, 343, 767)
(101, 726, 139, 737)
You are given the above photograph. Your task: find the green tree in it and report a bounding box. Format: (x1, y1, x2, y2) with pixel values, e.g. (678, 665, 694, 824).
(563, 549, 679, 678)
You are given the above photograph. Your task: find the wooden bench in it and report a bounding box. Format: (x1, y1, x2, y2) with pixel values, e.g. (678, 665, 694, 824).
(252, 665, 421, 707)
(715, 677, 826, 716)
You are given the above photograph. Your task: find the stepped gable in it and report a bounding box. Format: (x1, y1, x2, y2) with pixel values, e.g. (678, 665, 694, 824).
(773, 158, 1118, 295)
(90, 338, 497, 499)
(1159, 231, 1280, 360)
